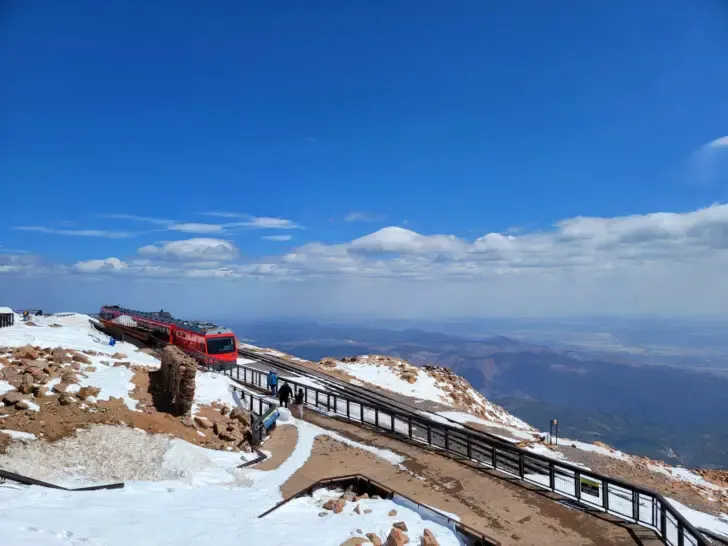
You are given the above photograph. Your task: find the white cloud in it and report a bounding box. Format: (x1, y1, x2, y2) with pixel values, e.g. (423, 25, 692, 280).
(167, 223, 225, 234)
(6, 204, 728, 316)
(137, 238, 240, 262)
(262, 234, 293, 241)
(73, 257, 128, 273)
(344, 211, 382, 223)
(14, 226, 133, 239)
(705, 136, 728, 149)
(231, 217, 302, 230)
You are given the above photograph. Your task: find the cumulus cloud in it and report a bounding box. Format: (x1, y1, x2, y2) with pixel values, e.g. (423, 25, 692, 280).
(262, 234, 293, 241)
(705, 136, 728, 149)
(137, 238, 240, 262)
(73, 257, 128, 273)
(6, 204, 728, 316)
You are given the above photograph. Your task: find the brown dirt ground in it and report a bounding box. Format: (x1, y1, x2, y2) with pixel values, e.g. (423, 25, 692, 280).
(253, 424, 298, 471)
(288, 412, 661, 546)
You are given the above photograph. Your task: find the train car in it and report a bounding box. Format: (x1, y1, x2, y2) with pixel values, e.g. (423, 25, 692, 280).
(98, 305, 237, 365)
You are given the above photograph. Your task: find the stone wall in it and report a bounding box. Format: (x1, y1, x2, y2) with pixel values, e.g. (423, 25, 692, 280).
(152, 346, 196, 416)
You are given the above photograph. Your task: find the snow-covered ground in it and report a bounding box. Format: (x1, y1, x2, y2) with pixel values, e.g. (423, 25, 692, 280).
(0, 412, 454, 546)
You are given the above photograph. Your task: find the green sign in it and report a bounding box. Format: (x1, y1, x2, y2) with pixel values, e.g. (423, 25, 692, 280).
(580, 477, 600, 497)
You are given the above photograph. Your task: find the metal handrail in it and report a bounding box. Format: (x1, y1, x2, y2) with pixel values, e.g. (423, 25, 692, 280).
(209, 357, 709, 546)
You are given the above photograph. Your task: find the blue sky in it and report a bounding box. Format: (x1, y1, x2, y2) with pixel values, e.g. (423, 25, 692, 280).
(2, 1, 728, 319)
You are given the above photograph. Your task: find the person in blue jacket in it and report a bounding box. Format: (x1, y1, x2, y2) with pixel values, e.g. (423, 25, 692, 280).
(267, 370, 278, 396)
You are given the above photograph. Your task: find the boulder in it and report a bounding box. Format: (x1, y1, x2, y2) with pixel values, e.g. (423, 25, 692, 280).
(52, 382, 68, 394)
(25, 365, 43, 377)
(354, 493, 369, 501)
(366, 534, 383, 546)
(71, 352, 92, 364)
(388, 510, 397, 517)
(58, 392, 74, 405)
(19, 374, 35, 394)
(76, 386, 101, 400)
(2, 391, 23, 406)
(386, 528, 409, 546)
(354, 504, 362, 514)
(323, 499, 347, 514)
(15, 400, 30, 410)
(339, 539, 369, 546)
(33, 386, 48, 398)
(363, 509, 372, 514)
(420, 530, 439, 546)
(194, 416, 212, 429)
(50, 348, 72, 364)
(111, 352, 128, 360)
(61, 370, 79, 384)
(85, 366, 96, 373)
(393, 522, 408, 532)
(13, 345, 39, 360)
(230, 406, 250, 426)
(213, 421, 227, 436)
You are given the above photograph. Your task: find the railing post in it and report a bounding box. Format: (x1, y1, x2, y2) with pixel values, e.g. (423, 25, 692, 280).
(632, 490, 639, 522)
(677, 520, 684, 546)
(346, 399, 350, 419)
(327, 393, 331, 411)
(444, 428, 449, 451)
(408, 418, 413, 439)
(602, 482, 610, 512)
(518, 453, 525, 479)
(427, 425, 432, 445)
(575, 471, 582, 501)
(375, 408, 379, 428)
(391, 413, 395, 432)
(660, 502, 667, 538)
(316, 391, 319, 407)
(491, 446, 497, 469)
(466, 436, 472, 460)
(360, 403, 364, 423)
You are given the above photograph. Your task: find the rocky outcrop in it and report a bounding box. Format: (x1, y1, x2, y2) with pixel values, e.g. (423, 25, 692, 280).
(385, 527, 409, 546)
(420, 529, 439, 546)
(150, 346, 196, 416)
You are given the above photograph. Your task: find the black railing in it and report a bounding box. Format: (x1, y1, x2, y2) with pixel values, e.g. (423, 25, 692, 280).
(257, 473, 500, 546)
(208, 359, 709, 546)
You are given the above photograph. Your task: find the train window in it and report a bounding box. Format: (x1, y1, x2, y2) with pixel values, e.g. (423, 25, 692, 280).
(207, 336, 234, 355)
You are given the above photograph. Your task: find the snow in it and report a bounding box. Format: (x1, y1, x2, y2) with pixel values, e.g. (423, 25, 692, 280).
(649, 465, 724, 492)
(0, 306, 13, 314)
(193, 370, 237, 407)
(0, 312, 160, 369)
(1, 429, 37, 441)
(0, 414, 436, 546)
(335, 359, 451, 405)
(436, 411, 534, 440)
(0, 379, 15, 396)
(667, 498, 728, 541)
(69, 363, 138, 411)
(237, 357, 257, 365)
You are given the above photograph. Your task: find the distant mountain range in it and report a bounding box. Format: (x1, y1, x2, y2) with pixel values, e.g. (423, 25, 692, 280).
(227, 320, 728, 469)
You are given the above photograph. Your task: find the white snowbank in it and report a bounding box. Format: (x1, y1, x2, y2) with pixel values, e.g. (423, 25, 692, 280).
(0, 379, 15, 396)
(667, 498, 728, 540)
(649, 465, 724, 492)
(436, 410, 534, 439)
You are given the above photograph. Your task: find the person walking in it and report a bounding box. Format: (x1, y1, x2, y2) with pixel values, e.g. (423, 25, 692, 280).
(292, 388, 305, 418)
(267, 370, 278, 396)
(278, 382, 292, 408)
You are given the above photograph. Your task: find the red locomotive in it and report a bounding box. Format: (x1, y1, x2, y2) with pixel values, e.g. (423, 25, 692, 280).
(99, 305, 237, 365)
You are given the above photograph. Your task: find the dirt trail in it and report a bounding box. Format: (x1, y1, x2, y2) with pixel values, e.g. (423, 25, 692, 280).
(254, 424, 298, 471)
(296, 412, 662, 546)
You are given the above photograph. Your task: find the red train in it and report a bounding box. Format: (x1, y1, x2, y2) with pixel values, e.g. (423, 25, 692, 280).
(99, 305, 237, 365)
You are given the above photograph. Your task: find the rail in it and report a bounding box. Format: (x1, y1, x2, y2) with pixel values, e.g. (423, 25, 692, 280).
(257, 473, 501, 546)
(210, 359, 709, 546)
(0, 469, 123, 491)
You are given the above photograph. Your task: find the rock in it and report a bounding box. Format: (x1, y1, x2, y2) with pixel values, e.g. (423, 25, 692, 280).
(363, 509, 372, 514)
(230, 406, 250, 426)
(2, 391, 23, 406)
(420, 529, 439, 546)
(15, 400, 30, 410)
(213, 421, 227, 435)
(33, 386, 48, 398)
(320, 357, 338, 368)
(354, 504, 362, 514)
(50, 348, 72, 364)
(71, 362, 81, 371)
(58, 392, 74, 405)
(323, 499, 347, 514)
(111, 352, 128, 360)
(19, 374, 35, 394)
(194, 416, 212, 429)
(76, 386, 101, 400)
(49, 323, 62, 328)
(342, 491, 357, 502)
(71, 352, 92, 364)
(354, 493, 369, 501)
(592, 440, 612, 451)
(85, 366, 96, 373)
(13, 345, 39, 360)
(25, 366, 43, 377)
(52, 382, 68, 394)
(366, 533, 383, 546)
(318, 512, 329, 517)
(401, 372, 417, 384)
(220, 405, 231, 416)
(181, 416, 194, 428)
(388, 510, 397, 517)
(393, 522, 408, 532)
(113, 361, 130, 368)
(61, 371, 79, 384)
(339, 539, 369, 546)
(385, 528, 409, 546)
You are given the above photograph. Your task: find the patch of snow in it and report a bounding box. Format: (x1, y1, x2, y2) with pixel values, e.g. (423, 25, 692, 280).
(237, 357, 257, 365)
(1, 429, 37, 441)
(0, 379, 15, 396)
(74, 362, 138, 411)
(24, 400, 40, 412)
(649, 465, 724, 492)
(193, 370, 237, 408)
(558, 437, 631, 462)
(666, 498, 728, 541)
